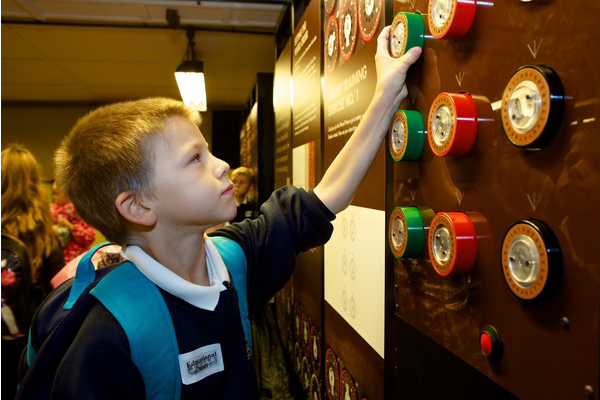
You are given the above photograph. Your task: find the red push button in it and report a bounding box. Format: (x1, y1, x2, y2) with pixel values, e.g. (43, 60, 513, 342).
(480, 325, 502, 359)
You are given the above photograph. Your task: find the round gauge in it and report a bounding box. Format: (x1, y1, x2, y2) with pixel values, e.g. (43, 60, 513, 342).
(325, 348, 340, 400)
(294, 302, 302, 343)
(310, 326, 322, 374)
(427, 0, 476, 40)
(389, 110, 425, 161)
(389, 12, 425, 58)
(339, 0, 358, 61)
(502, 219, 562, 300)
(501, 65, 564, 148)
(325, 0, 336, 14)
(427, 92, 477, 157)
(310, 374, 322, 400)
(389, 207, 426, 258)
(295, 342, 302, 373)
(325, 15, 340, 75)
(428, 212, 476, 276)
(358, 0, 382, 42)
(340, 370, 358, 400)
(302, 357, 311, 390)
(302, 313, 310, 359)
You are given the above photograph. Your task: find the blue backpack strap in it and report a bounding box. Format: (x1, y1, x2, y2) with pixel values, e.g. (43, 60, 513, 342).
(90, 261, 181, 400)
(210, 236, 252, 354)
(64, 241, 114, 310)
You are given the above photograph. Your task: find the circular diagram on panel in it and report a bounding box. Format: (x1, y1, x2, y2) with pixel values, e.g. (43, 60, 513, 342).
(325, 15, 340, 75)
(502, 219, 562, 300)
(349, 258, 356, 280)
(339, 0, 357, 61)
(358, 0, 382, 42)
(295, 342, 302, 374)
(302, 312, 310, 355)
(310, 326, 322, 374)
(341, 370, 358, 400)
(342, 254, 348, 275)
(325, 0, 336, 14)
(389, 110, 425, 161)
(501, 65, 564, 148)
(325, 349, 340, 400)
(427, 92, 477, 157)
(427, 0, 476, 40)
(342, 290, 348, 311)
(388, 207, 426, 259)
(349, 220, 356, 241)
(302, 357, 311, 390)
(349, 296, 357, 319)
(294, 302, 302, 343)
(310, 374, 322, 400)
(342, 217, 348, 238)
(389, 12, 424, 58)
(428, 212, 476, 276)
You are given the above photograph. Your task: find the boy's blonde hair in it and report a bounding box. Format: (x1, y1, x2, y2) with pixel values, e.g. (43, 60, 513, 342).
(54, 97, 200, 246)
(231, 166, 254, 184)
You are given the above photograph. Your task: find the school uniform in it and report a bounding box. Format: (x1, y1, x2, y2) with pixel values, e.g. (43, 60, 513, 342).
(48, 186, 334, 399)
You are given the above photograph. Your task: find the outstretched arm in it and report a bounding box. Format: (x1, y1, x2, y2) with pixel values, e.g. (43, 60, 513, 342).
(314, 26, 422, 214)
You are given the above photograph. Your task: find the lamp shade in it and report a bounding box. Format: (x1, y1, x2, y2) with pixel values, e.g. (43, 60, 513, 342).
(175, 60, 207, 112)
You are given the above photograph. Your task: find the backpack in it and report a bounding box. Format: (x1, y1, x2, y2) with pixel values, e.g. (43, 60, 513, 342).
(17, 237, 250, 399)
(1, 234, 33, 339)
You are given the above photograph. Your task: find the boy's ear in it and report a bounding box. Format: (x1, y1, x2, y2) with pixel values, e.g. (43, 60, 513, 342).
(115, 192, 156, 227)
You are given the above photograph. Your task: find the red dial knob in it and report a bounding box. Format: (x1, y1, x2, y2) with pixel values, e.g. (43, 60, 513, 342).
(427, 92, 477, 157)
(428, 212, 477, 276)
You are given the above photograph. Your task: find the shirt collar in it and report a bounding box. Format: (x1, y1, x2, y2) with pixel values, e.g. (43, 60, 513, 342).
(121, 236, 230, 311)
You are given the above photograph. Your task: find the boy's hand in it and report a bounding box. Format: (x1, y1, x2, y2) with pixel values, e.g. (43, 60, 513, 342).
(374, 26, 422, 109)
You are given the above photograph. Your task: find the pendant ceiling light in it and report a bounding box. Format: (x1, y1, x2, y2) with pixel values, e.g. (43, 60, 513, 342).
(175, 29, 207, 112)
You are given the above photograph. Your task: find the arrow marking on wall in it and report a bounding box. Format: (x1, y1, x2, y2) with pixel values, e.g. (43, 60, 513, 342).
(527, 192, 541, 211)
(455, 190, 464, 205)
(527, 39, 543, 58)
(410, 189, 417, 201)
(455, 71, 465, 86)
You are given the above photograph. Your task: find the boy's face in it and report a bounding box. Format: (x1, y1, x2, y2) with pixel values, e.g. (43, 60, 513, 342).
(149, 116, 236, 228)
(232, 174, 251, 198)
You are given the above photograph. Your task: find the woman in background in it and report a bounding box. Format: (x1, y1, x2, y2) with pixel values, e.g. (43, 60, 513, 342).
(1, 144, 65, 398)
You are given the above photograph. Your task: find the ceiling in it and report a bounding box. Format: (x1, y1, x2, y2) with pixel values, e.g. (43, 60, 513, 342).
(1, 0, 289, 108)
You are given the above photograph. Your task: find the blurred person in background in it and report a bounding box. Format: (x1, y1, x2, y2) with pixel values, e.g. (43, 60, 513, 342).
(1, 144, 65, 399)
(51, 181, 96, 264)
(231, 166, 255, 223)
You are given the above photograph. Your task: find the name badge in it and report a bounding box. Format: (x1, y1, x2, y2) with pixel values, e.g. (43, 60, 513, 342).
(179, 343, 224, 385)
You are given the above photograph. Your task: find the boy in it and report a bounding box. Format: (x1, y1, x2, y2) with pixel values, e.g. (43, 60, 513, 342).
(22, 27, 421, 398)
(230, 166, 255, 223)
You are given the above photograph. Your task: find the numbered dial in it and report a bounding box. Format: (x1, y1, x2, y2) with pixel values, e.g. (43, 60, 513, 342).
(302, 357, 311, 390)
(310, 374, 322, 400)
(501, 65, 564, 148)
(339, 0, 358, 61)
(325, 15, 340, 75)
(502, 219, 562, 300)
(389, 12, 425, 58)
(427, 92, 477, 157)
(341, 370, 358, 400)
(389, 110, 425, 161)
(389, 207, 426, 258)
(294, 302, 302, 343)
(295, 343, 302, 373)
(325, 349, 340, 400)
(302, 312, 310, 357)
(310, 326, 322, 374)
(325, 0, 336, 14)
(358, 0, 382, 42)
(428, 212, 476, 276)
(428, 0, 477, 40)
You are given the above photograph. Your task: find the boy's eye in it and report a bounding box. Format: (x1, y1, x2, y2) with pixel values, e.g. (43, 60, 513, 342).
(191, 154, 202, 163)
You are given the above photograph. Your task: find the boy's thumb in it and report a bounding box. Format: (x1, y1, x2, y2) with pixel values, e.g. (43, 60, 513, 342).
(403, 46, 422, 65)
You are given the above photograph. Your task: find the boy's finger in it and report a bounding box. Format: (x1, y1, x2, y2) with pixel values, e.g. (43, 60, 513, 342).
(399, 46, 422, 68)
(377, 26, 391, 54)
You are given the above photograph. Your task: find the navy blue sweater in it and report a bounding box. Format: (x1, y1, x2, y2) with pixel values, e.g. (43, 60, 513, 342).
(47, 186, 334, 399)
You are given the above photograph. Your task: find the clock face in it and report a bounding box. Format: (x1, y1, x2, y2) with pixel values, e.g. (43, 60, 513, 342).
(325, 349, 339, 399)
(339, 0, 358, 61)
(358, 0, 382, 42)
(325, 15, 339, 75)
(340, 370, 357, 400)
